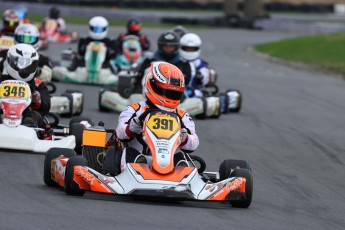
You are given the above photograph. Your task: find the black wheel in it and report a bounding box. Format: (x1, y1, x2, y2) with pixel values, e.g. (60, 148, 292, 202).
(60, 92, 73, 117)
(219, 159, 251, 181)
(69, 116, 93, 126)
(98, 88, 111, 112)
(69, 123, 86, 155)
(64, 156, 87, 196)
(44, 148, 76, 187)
(65, 90, 84, 116)
(229, 168, 253, 208)
(195, 98, 207, 120)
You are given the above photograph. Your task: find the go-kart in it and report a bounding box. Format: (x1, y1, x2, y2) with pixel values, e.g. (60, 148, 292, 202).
(50, 87, 84, 117)
(0, 80, 87, 153)
(43, 109, 253, 208)
(52, 41, 118, 85)
(98, 70, 241, 119)
(39, 19, 78, 43)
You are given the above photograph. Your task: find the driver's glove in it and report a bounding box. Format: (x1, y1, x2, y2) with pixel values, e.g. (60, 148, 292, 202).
(31, 91, 42, 110)
(180, 128, 189, 146)
(128, 117, 142, 135)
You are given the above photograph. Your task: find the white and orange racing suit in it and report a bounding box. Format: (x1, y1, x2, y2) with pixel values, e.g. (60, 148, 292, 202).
(116, 101, 199, 170)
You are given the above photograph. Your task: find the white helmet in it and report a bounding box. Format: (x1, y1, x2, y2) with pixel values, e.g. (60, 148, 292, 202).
(14, 23, 40, 50)
(179, 33, 202, 61)
(5, 43, 39, 82)
(89, 16, 108, 40)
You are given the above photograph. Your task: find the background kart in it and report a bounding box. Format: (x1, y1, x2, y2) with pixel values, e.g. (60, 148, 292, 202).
(98, 70, 242, 119)
(44, 111, 253, 208)
(52, 41, 117, 85)
(0, 80, 86, 153)
(40, 19, 78, 43)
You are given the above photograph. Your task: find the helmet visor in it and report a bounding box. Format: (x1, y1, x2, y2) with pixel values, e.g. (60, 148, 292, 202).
(181, 46, 199, 52)
(7, 55, 38, 79)
(90, 25, 106, 33)
(14, 34, 39, 45)
(150, 78, 184, 100)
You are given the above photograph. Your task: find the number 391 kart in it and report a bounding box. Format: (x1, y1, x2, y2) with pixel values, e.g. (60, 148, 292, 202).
(44, 109, 253, 208)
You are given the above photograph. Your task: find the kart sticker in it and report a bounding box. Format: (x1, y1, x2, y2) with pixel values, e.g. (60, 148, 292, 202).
(147, 113, 179, 139)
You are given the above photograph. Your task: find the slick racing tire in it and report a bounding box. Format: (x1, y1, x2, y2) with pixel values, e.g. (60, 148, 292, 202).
(69, 123, 87, 155)
(69, 116, 94, 127)
(229, 168, 253, 208)
(219, 159, 251, 181)
(195, 98, 207, 120)
(44, 148, 76, 187)
(65, 89, 84, 116)
(64, 156, 87, 196)
(98, 88, 111, 112)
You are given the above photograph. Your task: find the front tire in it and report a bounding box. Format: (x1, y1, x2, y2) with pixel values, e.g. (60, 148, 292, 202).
(229, 168, 253, 208)
(219, 159, 251, 181)
(44, 148, 76, 187)
(64, 156, 87, 196)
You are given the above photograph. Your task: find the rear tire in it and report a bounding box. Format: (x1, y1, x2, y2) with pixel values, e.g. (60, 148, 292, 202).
(98, 89, 111, 112)
(64, 156, 87, 196)
(229, 168, 253, 208)
(44, 148, 76, 187)
(195, 98, 207, 120)
(219, 159, 251, 181)
(69, 116, 93, 126)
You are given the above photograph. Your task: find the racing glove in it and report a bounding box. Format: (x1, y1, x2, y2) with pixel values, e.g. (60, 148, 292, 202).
(127, 117, 142, 135)
(180, 128, 189, 146)
(31, 91, 42, 110)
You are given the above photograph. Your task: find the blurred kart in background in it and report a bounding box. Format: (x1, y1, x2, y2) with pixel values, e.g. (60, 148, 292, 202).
(52, 41, 118, 85)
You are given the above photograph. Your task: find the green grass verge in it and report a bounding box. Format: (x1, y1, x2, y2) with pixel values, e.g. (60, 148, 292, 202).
(0, 12, 207, 29)
(256, 33, 345, 75)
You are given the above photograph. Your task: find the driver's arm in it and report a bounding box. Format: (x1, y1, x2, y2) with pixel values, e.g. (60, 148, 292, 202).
(116, 103, 141, 140)
(178, 111, 199, 152)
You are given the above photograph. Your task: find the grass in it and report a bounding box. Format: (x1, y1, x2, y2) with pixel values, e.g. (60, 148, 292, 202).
(256, 33, 345, 75)
(2, 12, 207, 29)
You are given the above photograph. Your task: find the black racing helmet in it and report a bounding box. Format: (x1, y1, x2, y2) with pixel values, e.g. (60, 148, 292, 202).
(157, 31, 180, 60)
(49, 7, 60, 19)
(127, 18, 141, 34)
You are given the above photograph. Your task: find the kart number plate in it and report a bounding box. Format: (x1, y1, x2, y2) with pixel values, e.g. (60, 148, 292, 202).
(0, 84, 29, 99)
(0, 37, 14, 47)
(147, 114, 179, 139)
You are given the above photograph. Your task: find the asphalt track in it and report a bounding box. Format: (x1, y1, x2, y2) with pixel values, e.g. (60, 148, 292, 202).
(1, 25, 345, 230)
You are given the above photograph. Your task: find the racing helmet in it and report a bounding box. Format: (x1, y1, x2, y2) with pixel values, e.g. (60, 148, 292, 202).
(89, 16, 108, 40)
(2, 9, 19, 29)
(14, 23, 40, 50)
(49, 7, 60, 19)
(172, 25, 188, 38)
(144, 61, 185, 111)
(14, 5, 28, 20)
(179, 33, 202, 61)
(122, 35, 142, 63)
(157, 31, 180, 60)
(127, 18, 141, 34)
(5, 43, 39, 82)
